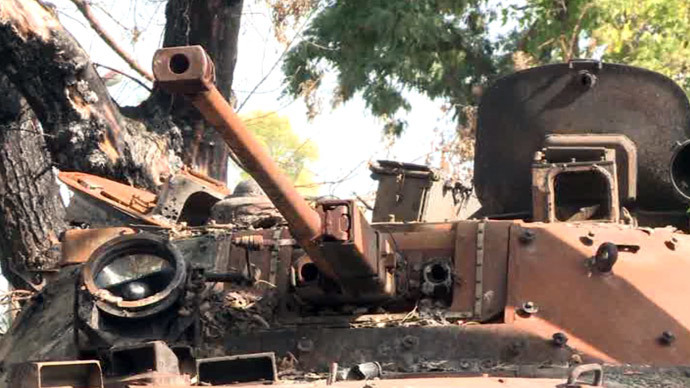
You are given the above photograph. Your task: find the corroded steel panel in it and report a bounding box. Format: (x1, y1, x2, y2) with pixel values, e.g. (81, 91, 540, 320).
(507, 222, 690, 364)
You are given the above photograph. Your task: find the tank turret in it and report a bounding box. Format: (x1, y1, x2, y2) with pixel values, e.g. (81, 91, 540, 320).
(474, 60, 690, 227)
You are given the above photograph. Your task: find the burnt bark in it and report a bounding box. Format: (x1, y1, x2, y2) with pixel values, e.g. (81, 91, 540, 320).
(0, 0, 181, 191)
(141, 0, 245, 181)
(0, 75, 66, 290)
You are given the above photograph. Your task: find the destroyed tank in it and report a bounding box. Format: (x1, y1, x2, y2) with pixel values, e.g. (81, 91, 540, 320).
(8, 48, 690, 387)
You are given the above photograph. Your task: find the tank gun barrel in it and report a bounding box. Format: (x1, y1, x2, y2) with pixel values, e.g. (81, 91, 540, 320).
(152, 46, 333, 276)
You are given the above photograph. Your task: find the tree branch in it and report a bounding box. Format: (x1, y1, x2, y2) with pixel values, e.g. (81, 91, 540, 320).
(567, 3, 594, 60)
(0, 0, 180, 190)
(69, 0, 154, 82)
(94, 62, 152, 92)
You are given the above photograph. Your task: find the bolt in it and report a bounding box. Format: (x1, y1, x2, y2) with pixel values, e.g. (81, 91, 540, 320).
(552, 332, 569, 347)
(297, 338, 314, 353)
(519, 229, 536, 244)
(402, 335, 419, 350)
(594, 242, 618, 273)
(521, 301, 538, 315)
(659, 331, 676, 346)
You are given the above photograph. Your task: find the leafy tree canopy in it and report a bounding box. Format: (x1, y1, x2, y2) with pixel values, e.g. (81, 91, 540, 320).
(283, 0, 499, 135)
(282, 0, 690, 134)
(242, 111, 319, 194)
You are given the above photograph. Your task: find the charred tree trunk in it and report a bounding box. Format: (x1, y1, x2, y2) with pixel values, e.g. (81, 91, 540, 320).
(0, 75, 66, 290)
(140, 0, 245, 181)
(0, 0, 181, 191)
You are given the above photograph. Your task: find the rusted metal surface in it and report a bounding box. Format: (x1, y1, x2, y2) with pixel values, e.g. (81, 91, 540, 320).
(531, 147, 620, 223)
(75, 234, 193, 351)
(224, 325, 578, 372)
(123, 377, 567, 387)
(13, 360, 690, 387)
(506, 222, 690, 364)
(104, 341, 189, 388)
(9, 360, 103, 388)
(151, 45, 216, 94)
(152, 46, 401, 297)
(80, 233, 187, 317)
(369, 160, 465, 223)
(210, 180, 281, 228)
(60, 227, 136, 266)
(189, 83, 325, 250)
(317, 199, 394, 296)
(31, 54, 690, 387)
(544, 134, 638, 203)
(181, 167, 231, 196)
(59, 171, 171, 227)
(153, 168, 229, 226)
(475, 61, 690, 216)
(437, 221, 510, 320)
(59, 168, 230, 229)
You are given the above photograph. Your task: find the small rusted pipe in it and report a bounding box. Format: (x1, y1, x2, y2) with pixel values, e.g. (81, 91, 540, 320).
(152, 46, 334, 278)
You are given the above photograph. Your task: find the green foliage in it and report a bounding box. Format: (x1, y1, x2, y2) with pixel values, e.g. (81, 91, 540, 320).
(502, 0, 690, 91)
(241, 111, 318, 193)
(283, 0, 501, 134)
(592, 0, 690, 91)
(283, 0, 690, 133)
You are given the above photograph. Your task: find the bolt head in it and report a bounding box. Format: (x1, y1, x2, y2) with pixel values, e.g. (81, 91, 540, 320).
(521, 301, 538, 315)
(660, 331, 676, 346)
(552, 332, 568, 347)
(519, 229, 536, 244)
(402, 335, 420, 349)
